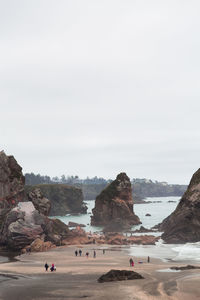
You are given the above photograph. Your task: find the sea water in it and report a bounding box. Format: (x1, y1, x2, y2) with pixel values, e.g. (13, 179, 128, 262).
(56, 196, 200, 263)
(56, 196, 180, 232)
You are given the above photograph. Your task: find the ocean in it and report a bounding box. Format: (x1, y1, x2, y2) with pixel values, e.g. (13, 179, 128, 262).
(56, 196, 200, 263)
(56, 196, 180, 232)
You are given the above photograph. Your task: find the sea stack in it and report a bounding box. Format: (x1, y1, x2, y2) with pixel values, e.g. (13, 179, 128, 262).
(159, 168, 200, 243)
(91, 172, 141, 230)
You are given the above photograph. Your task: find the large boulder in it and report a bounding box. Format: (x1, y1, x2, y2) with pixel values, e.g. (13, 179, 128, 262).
(0, 201, 72, 250)
(158, 168, 200, 243)
(1, 202, 45, 250)
(91, 173, 141, 229)
(27, 188, 51, 216)
(44, 218, 71, 246)
(25, 184, 87, 216)
(98, 270, 144, 283)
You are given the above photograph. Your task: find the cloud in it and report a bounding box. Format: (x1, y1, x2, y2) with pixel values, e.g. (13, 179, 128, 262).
(0, 0, 200, 184)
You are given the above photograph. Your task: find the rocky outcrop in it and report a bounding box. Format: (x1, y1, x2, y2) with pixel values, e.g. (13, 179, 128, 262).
(0, 151, 76, 251)
(26, 188, 51, 216)
(158, 168, 200, 243)
(68, 221, 86, 227)
(29, 238, 54, 252)
(1, 202, 45, 250)
(25, 184, 87, 216)
(0, 201, 72, 250)
(170, 265, 200, 271)
(98, 270, 144, 283)
(0, 151, 25, 229)
(105, 233, 159, 245)
(0, 151, 25, 204)
(91, 173, 141, 229)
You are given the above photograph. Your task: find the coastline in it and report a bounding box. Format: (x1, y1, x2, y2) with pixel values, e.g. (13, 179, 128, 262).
(0, 244, 199, 299)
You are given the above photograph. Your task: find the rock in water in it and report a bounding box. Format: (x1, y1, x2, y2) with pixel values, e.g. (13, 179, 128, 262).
(98, 269, 144, 283)
(91, 173, 141, 229)
(27, 188, 51, 216)
(159, 168, 200, 243)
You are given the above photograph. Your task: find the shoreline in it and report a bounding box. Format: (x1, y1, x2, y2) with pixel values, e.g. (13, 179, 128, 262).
(0, 244, 199, 299)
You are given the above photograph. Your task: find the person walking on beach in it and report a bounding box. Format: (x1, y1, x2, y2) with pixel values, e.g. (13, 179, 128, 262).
(147, 256, 150, 263)
(86, 252, 89, 258)
(44, 262, 49, 271)
(79, 249, 82, 256)
(93, 250, 96, 258)
(75, 250, 78, 257)
(129, 258, 133, 267)
(50, 263, 55, 272)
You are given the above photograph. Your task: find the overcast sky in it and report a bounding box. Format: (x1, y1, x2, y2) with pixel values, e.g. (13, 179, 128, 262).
(0, 0, 200, 184)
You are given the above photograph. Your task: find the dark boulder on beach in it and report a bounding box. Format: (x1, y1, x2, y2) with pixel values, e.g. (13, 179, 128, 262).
(158, 168, 200, 243)
(98, 269, 144, 282)
(91, 173, 141, 230)
(170, 265, 200, 271)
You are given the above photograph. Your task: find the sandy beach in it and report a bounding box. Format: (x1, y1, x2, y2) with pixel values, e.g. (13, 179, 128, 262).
(0, 245, 199, 300)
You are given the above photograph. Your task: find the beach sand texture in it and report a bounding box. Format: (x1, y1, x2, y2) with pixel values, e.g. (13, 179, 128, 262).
(0, 245, 199, 300)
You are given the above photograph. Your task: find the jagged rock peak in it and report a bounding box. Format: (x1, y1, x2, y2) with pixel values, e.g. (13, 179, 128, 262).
(0, 150, 25, 205)
(91, 172, 141, 228)
(158, 168, 200, 243)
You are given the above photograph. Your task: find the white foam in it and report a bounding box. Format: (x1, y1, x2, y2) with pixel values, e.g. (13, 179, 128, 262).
(172, 242, 200, 261)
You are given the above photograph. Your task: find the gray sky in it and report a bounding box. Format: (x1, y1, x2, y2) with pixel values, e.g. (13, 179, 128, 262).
(0, 0, 200, 184)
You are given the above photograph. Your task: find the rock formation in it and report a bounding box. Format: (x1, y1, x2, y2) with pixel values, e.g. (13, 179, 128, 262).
(158, 168, 200, 243)
(0, 151, 25, 230)
(27, 188, 51, 216)
(170, 265, 200, 271)
(98, 270, 144, 283)
(91, 173, 141, 229)
(25, 184, 87, 216)
(0, 151, 73, 251)
(0, 201, 71, 250)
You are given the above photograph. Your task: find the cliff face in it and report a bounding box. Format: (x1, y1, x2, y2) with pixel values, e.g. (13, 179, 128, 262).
(91, 173, 141, 229)
(25, 184, 87, 216)
(0, 151, 25, 230)
(0, 151, 25, 205)
(159, 168, 200, 243)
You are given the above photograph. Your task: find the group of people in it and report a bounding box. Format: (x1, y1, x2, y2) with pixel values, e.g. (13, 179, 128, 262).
(44, 262, 56, 272)
(129, 256, 150, 267)
(75, 249, 97, 258)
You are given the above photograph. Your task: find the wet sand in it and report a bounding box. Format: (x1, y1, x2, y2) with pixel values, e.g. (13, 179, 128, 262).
(0, 244, 199, 300)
